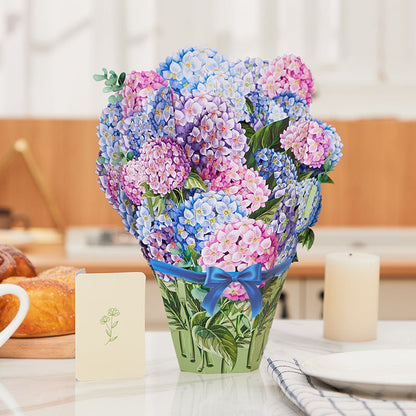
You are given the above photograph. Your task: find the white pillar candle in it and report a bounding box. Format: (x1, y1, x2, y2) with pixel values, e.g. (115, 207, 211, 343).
(323, 252, 380, 342)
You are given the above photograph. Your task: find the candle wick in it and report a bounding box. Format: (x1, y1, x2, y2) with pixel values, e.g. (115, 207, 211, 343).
(349, 253, 353, 256)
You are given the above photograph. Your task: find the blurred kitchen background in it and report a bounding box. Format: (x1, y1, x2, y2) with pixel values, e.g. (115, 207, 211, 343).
(0, 0, 415, 328)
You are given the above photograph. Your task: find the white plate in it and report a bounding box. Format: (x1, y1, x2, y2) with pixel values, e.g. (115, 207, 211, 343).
(300, 349, 416, 399)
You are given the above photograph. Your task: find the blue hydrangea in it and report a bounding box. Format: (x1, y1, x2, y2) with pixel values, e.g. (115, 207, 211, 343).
(117, 112, 152, 158)
(270, 92, 310, 124)
(295, 179, 322, 233)
(135, 198, 178, 245)
(254, 149, 298, 198)
(318, 120, 343, 169)
(117, 189, 139, 238)
(157, 47, 247, 121)
(97, 103, 124, 164)
(146, 86, 176, 138)
(276, 233, 298, 265)
(246, 91, 272, 131)
(173, 190, 246, 253)
(270, 184, 298, 253)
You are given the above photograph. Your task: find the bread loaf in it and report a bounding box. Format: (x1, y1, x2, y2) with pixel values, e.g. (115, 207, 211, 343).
(0, 266, 79, 337)
(0, 244, 36, 281)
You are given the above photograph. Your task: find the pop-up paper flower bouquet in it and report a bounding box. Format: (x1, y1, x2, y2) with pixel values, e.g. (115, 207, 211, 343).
(94, 47, 343, 373)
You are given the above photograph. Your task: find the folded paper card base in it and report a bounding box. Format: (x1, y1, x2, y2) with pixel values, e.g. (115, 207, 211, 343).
(75, 272, 146, 381)
(155, 270, 287, 374)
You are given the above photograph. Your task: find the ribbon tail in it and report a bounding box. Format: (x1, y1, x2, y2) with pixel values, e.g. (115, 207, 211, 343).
(242, 283, 263, 318)
(201, 284, 228, 316)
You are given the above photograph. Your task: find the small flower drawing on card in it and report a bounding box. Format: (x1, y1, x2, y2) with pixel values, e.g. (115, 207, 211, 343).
(100, 307, 120, 345)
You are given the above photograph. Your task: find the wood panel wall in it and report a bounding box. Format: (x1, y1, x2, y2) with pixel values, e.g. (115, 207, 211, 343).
(0, 118, 415, 228)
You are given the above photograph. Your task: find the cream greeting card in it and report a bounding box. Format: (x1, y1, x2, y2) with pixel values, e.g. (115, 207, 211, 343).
(75, 272, 145, 381)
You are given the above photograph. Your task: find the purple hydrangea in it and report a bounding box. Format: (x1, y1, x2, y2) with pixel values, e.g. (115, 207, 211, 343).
(174, 93, 248, 173)
(143, 227, 183, 282)
(270, 184, 298, 253)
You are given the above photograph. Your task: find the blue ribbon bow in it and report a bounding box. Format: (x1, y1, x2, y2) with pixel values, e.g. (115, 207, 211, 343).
(202, 264, 263, 317)
(149, 256, 293, 318)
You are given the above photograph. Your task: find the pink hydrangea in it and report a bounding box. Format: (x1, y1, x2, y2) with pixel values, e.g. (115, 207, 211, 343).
(222, 283, 249, 302)
(121, 70, 167, 117)
(133, 136, 191, 197)
(199, 218, 279, 302)
(121, 160, 146, 205)
(260, 54, 314, 105)
(204, 160, 271, 214)
(280, 120, 330, 168)
(107, 163, 123, 204)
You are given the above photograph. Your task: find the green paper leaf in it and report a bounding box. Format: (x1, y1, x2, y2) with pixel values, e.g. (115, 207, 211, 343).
(112, 321, 118, 328)
(108, 95, 116, 105)
(298, 227, 315, 250)
(249, 197, 283, 224)
(103, 86, 112, 93)
(97, 156, 105, 164)
(159, 283, 187, 331)
(248, 117, 289, 154)
(246, 97, 254, 115)
(192, 324, 238, 369)
(298, 171, 314, 181)
(156, 197, 166, 217)
(240, 121, 255, 139)
(168, 246, 182, 256)
(118, 72, 126, 86)
(186, 245, 201, 266)
(105, 329, 111, 337)
(303, 184, 317, 219)
(102, 68, 108, 77)
(266, 174, 277, 191)
(112, 85, 123, 92)
(93, 74, 106, 81)
(190, 311, 208, 328)
(244, 148, 256, 170)
(115, 94, 123, 102)
(183, 171, 207, 191)
(191, 287, 209, 303)
(319, 173, 334, 184)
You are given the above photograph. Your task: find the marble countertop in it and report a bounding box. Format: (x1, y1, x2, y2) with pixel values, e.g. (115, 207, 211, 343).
(1, 320, 416, 415)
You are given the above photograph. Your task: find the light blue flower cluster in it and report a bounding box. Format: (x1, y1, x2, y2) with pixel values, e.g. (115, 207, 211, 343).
(317, 120, 343, 169)
(254, 149, 298, 198)
(118, 112, 152, 158)
(135, 198, 177, 245)
(96, 103, 124, 165)
(269, 92, 310, 124)
(117, 189, 139, 238)
(157, 47, 248, 121)
(173, 191, 246, 252)
(146, 86, 176, 138)
(295, 178, 322, 233)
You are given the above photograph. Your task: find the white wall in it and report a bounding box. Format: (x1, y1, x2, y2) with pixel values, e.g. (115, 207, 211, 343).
(0, 0, 415, 119)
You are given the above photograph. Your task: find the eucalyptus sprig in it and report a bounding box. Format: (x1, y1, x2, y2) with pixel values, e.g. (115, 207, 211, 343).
(93, 68, 126, 105)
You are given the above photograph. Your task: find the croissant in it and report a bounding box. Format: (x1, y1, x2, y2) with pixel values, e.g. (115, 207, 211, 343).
(0, 244, 36, 281)
(0, 266, 79, 337)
